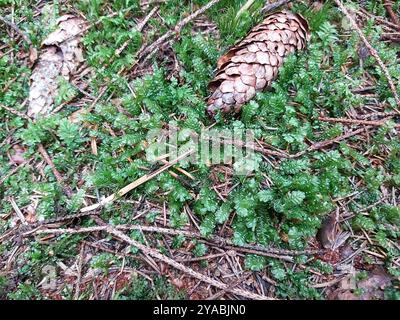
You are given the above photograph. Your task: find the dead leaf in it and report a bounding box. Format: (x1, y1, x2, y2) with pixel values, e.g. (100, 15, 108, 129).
(9, 144, 26, 165)
(25, 204, 37, 224)
(316, 211, 340, 249)
(170, 277, 185, 290)
(357, 267, 392, 299)
(328, 267, 392, 300)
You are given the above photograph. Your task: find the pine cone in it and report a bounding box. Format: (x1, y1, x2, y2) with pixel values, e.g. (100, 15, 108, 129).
(207, 11, 310, 117)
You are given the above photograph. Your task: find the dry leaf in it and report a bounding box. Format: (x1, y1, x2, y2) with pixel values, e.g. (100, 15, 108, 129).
(328, 267, 392, 300)
(9, 144, 26, 165)
(25, 204, 37, 224)
(357, 267, 392, 299)
(170, 277, 185, 290)
(316, 212, 339, 249)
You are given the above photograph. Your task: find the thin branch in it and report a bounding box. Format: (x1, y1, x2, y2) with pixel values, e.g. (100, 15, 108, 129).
(292, 127, 370, 158)
(0, 16, 32, 45)
(38, 144, 73, 198)
(9, 197, 27, 225)
(236, 0, 256, 20)
(318, 116, 400, 128)
(29, 224, 321, 256)
(107, 227, 272, 300)
(383, 0, 400, 26)
(261, 0, 293, 15)
(30, 225, 271, 299)
(115, 5, 159, 57)
(138, 0, 222, 61)
(0, 103, 31, 120)
(333, 0, 400, 109)
(0, 160, 31, 186)
(358, 110, 399, 119)
(165, 123, 289, 158)
(357, 8, 400, 31)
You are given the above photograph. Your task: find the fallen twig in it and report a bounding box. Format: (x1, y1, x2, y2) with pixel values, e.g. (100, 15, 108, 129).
(165, 123, 289, 158)
(0, 104, 73, 197)
(0, 16, 32, 45)
(115, 6, 159, 57)
(357, 8, 400, 32)
(308, 126, 369, 151)
(358, 110, 399, 119)
(383, 0, 400, 26)
(138, 0, 222, 62)
(236, 0, 256, 20)
(261, 0, 293, 15)
(9, 197, 27, 225)
(334, 0, 400, 109)
(292, 127, 370, 158)
(176, 252, 225, 263)
(107, 227, 271, 300)
(318, 116, 399, 128)
(218, 244, 294, 262)
(38, 144, 73, 198)
(29, 224, 321, 256)
(0, 159, 31, 186)
(0, 103, 31, 120)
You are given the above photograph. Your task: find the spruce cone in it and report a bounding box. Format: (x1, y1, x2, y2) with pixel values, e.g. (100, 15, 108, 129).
(207, 11, 310, 117)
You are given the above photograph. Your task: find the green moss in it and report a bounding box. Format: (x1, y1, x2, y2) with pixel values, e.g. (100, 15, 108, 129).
(1, 0, 399, 300)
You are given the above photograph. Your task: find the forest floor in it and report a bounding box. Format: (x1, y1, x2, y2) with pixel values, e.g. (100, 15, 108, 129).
(0, 0, 399, 300)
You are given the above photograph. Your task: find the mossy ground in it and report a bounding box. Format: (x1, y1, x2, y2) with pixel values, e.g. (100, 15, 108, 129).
(0, 0, 399, 299)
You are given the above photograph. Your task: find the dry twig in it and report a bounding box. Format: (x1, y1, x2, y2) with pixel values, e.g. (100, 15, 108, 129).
(138, 0, 222, 61)
(115, 6, 159, 57)
(333, 0, 400, 109)
(318, 116, 400, 128)
(38, 144, 73, 198)
(0, 16, 32, 45)
(0, 103, 30, 120)
(357, 8, 400, 32)
(261, 0, 293, 15)
(383, 0, 400, 26)
(107, 227, 272, 300)
(29, 224, 321, 256)
(292, 127, 371, 158)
